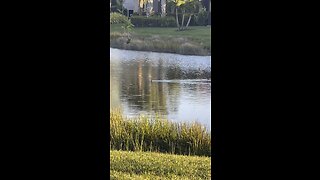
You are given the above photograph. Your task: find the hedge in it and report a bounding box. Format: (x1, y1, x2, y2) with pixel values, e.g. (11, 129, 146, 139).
(130, 13, 209, 27)
(110, 12, 129, 24)
(130, 16, 176, 27)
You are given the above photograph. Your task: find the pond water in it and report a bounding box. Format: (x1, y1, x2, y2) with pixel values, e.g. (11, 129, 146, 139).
(110, 48, 211, 130)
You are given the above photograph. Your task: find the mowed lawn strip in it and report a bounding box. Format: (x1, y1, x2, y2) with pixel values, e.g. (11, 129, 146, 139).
(110, 150, 211, 180)
(110, 24, 211, 56)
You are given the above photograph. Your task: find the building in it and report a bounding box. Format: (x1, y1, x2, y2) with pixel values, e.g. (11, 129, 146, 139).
(122, 0, 167, 16)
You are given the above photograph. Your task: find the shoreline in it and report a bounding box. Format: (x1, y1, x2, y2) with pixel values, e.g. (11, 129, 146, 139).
(110, 45, 211, 56)
(110, 47, 211, 58)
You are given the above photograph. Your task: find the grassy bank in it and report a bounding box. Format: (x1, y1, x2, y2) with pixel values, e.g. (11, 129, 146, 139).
(110, 24, 211, 56)
(110, 150, 211, 180)
(110, 110, 211, 157)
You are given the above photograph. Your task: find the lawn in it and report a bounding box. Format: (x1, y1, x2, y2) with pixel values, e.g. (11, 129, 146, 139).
(110, 24, 211, 56)
(110, 150, 211, 180)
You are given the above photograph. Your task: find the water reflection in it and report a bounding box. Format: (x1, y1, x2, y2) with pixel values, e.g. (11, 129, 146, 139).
(110, 48, 211, 130)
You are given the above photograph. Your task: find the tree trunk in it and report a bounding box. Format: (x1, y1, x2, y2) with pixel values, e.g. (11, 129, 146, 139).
(139, 8, 142, 15)
(161, 0, 166, 17)
(185, 14, 192, 29)
(181, 11, 185, 30)
(175, 8, 180, 30)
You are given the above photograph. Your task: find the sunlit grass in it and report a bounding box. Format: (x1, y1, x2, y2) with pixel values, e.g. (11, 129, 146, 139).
(110, 150, 211, 180)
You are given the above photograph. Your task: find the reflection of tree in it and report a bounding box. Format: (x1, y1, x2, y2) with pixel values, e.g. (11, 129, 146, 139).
(166, 64, 183, 79)
(165, 64, 211, 80)
(119, 60, 169, 115)
(157, 59, 166, 80)
(113, 58, 211, 117)
(150, 81, 168, 115)
(166, 83, 181, 113)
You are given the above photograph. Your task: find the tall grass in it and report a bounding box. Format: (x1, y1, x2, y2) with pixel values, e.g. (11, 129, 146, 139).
(110, 24, 211, 56)
(110, 33, 210, 55)
(110, 109, 211, 157)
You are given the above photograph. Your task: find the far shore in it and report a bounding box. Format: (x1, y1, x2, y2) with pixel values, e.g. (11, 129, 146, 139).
(110, 24, 211, 56)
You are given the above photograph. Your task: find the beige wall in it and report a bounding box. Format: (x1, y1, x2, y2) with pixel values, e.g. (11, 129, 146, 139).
(123, 0, 166, 14)
(123, 0, 139, 12)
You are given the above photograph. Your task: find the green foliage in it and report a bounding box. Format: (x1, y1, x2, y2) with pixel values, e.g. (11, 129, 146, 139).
(168, 0, 206, 30)
(130, 16, 176, 27)
(173, 0, 187, 7)
(121, 19, 134, 32)
(194, 8, 209, 26)
(166, 1, 177, 15)
(111, 0, 127, 13)
(110, 12, 129, 24)
(110, 110, 211, 156)
(110, 150, 211, 179)
(120, 19, 134, 44)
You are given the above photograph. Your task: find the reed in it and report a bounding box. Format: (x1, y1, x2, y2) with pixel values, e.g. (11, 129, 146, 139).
(110, 109, 211, 157)
(109, 33, 210, 56)
(110, 24, 211, 56)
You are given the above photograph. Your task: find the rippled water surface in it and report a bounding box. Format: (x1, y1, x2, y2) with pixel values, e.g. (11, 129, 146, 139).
(110, 48, 211, 130)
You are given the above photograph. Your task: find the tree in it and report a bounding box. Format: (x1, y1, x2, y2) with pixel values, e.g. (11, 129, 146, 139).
(111, 0, 125, 14)
(184, 0, 200, 29)
(121, 19, 134, 44)
(138, 0, 149, 15)
(169, 0, 201, 31)
(118, 0, 124, 14)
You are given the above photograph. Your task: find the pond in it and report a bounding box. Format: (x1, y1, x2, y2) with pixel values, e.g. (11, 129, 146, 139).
(110, 48, 211, 130)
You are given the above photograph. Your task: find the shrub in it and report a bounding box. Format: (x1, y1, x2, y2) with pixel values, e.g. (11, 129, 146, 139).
(171, 9, 209, 27)
(133, 12, 139, 16)
(110, 0, 127, 14)
(110, 12, 128, 24)
(174, 14, 197, 26)
(194, 8, 209, 26)
(130, 16, 176, 27)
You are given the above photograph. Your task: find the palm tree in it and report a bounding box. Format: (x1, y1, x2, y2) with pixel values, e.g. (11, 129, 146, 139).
(139, 0, 148, 15)
(170, 0, 200, 31)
